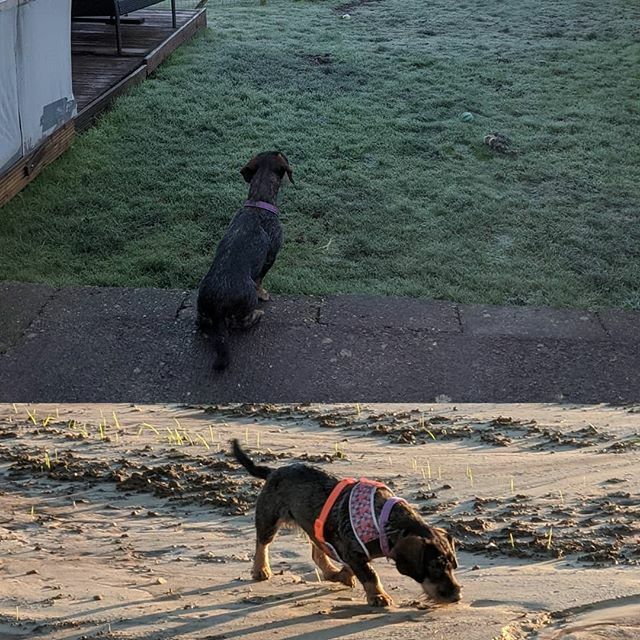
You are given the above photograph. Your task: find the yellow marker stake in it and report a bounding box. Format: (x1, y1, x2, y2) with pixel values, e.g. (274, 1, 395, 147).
(256, 432, 261, 448)
(112, 411, 121, 429)
(196, 433, 210, 450)
(44, 452, 51, 470)
(546, 528, 553, 550)
(15, 606, 19, 621)
(314, 567, 322, 583)
(12, 403, 18, 414)
(26, 409, 37, 425)
(510, 477, 515, 495)
(30, 505, 35, 518)
(42, 416, 52, 428)
(142, 423, 160, 436)
(509, 533, 515, 548)
(421, 467, 426, 480)
(559, 490, 564, 505)
(467, 466, 474, 487)
(99, 424, 105, 440)
(55, 407, 59, 419)
(355, 403, 361, 416)
(175, 430, 183, 446)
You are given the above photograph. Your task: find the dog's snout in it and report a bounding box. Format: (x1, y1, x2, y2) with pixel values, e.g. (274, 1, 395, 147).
(446, 589, 462, 603)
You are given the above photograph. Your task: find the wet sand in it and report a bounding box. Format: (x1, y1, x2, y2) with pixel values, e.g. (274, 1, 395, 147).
(0, 403, 638, 639)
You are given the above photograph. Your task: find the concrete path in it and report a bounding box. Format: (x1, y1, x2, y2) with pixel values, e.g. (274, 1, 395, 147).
(0, 282, 638, 402)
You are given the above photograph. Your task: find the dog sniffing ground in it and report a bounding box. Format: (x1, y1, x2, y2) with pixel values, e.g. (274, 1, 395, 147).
(0, 403, 638, 639)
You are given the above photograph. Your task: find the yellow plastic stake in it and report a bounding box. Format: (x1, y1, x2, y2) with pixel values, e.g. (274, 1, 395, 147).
(546, 528, 553, 549)
(12, 403, 18, 414)
(196, 433, 210, 450)
(42, 416, 52, 428)
(44, 452, 51, 470)
(26, 409, 37, 425)
(112, 411, 121, 429)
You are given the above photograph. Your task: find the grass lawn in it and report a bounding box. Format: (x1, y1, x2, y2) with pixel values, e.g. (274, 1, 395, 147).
(0, 0, 638, 308)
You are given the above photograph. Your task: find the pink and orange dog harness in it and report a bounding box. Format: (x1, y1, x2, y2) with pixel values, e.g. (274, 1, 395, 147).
(313, 477, 407, 563)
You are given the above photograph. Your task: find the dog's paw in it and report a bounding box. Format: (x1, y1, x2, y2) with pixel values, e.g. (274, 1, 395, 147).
(328, 568, 356, 588)
(251, 566, 272, 581)
(367, 592, 394, 607)
(256, 286, 270, 301)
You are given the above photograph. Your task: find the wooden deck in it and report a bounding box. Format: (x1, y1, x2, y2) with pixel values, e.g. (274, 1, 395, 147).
(73, 8, 207, 130)
(0, 7, 206, 206)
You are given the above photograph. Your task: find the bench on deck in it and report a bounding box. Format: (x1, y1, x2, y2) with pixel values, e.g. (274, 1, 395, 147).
(71, 0, 177, 55)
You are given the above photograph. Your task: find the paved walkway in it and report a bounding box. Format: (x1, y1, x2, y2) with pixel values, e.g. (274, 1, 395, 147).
(0, 282, 638, 402)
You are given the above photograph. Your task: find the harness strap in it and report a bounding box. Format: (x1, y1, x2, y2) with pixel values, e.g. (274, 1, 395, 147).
(379, 497, 407, 557)
(314, 478, 357, 559)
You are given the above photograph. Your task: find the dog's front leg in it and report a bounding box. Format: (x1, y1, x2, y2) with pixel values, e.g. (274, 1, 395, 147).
(255, 277, 270, 301)
(351, 561, 394, 607)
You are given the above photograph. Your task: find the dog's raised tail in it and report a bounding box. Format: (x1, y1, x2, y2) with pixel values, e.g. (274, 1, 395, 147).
(232, 439, 272, 480)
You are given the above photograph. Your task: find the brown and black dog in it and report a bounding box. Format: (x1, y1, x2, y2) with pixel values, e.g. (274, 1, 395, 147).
(232, 440, 461, 607)
(197, 151, 293, 370)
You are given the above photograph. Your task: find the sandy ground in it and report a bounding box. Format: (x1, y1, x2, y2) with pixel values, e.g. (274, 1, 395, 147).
(0, 403, 638, 640)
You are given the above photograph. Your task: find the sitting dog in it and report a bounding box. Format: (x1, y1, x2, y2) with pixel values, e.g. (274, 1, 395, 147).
(232, 440, 461, 607)
(197, 151, 293, 370)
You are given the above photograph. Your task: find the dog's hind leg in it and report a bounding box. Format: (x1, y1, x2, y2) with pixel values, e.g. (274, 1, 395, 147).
(311, 544, 356, 587)
(252, 496, 281, 581)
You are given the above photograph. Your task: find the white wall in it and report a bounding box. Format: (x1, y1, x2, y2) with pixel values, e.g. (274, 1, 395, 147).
(0, 0, 76, 173)
(0, 4, 21, 173)
(16, 0, 76, 154)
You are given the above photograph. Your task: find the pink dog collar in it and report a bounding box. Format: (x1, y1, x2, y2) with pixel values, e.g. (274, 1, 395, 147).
(244, 200, 279, 214)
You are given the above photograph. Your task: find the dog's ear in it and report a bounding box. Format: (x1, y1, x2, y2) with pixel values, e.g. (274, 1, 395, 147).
(389, 531, 423, 561)
(240, 157, 259, 183)
(276, 152, 294, 184)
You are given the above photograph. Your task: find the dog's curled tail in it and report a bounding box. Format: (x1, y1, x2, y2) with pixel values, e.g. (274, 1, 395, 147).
(232, 439, 273, 480)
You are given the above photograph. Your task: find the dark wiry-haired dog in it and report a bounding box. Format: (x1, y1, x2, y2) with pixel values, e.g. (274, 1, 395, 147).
(232, 440, 461, 607)
(197, 151, 293, 370)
